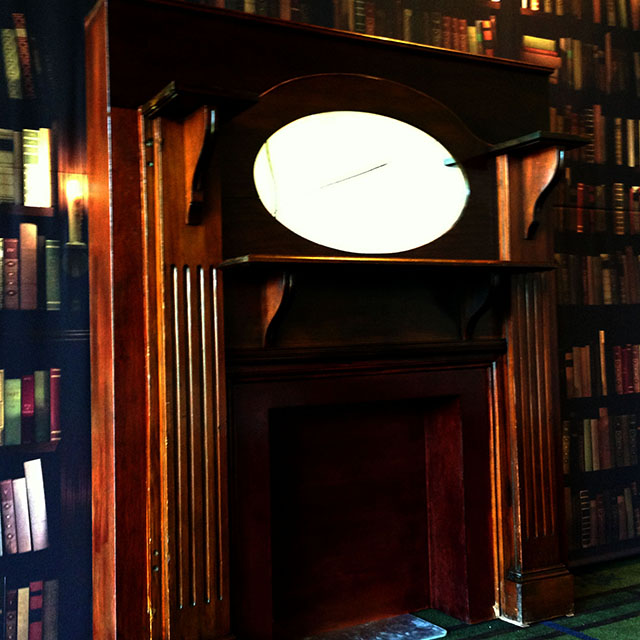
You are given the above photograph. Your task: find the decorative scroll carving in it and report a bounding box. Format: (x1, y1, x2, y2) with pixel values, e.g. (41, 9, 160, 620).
(261, 271, 294, 347)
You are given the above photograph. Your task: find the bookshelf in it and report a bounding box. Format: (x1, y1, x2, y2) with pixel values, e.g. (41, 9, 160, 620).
(0, 1, 92, 638)
(524, 0, 640, 564)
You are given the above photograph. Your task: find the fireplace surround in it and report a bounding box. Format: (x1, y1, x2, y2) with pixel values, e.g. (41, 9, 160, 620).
(86, 2, 583, 638)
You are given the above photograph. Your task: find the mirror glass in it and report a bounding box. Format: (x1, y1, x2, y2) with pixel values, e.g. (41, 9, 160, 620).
(253, 111, 469, 254)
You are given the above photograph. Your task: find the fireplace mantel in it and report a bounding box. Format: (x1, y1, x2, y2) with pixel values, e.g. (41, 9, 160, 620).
(86, 2, 582, 638)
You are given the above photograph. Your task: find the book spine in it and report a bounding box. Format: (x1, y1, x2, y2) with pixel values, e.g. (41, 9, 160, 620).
(1, 29, 22, 99)
(29, 581, 43, 640)
(11, 13, 35, 99)
(23, 459, 48, 551)
(20, 374, 35, 445)
(4, 238, 19, 310)
(6, 588, 18, 640)
(18, 223, 37, 310)
(42, 580, 57, 640)
(0, 479, 18, 554)
(49, 369, 60, 442)
(4, 378, 22, 446)
(33, 370, 50, 443)
(11, 477, 31, 553)
(0, 368, 4, 446)
(44, 240, 60, 311)
(16, 586, 28, 640)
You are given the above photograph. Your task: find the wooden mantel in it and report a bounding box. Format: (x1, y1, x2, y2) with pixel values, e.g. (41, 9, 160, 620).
(85, 1, 579, 638)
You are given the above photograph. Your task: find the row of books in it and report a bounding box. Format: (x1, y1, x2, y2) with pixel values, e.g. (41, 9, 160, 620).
(554, 184, 640, 235)
(0, 459, 48, 556)
(202, 1, 501, 54)
(0, 128, 51, 209)
(0, 12, 38, 102)
(550, 105, 640, 167)
(562, 409, 638, 473)
(0, 225, 61, 312)
(523, 0, 640, 28)
(0, 577, 58, 640)
(0, 369, 60, 448)
(567, 482, 640, 551)
(555, 248, 640, 305)
(537, 35, 634, 94)
(563, 331, 640, 398)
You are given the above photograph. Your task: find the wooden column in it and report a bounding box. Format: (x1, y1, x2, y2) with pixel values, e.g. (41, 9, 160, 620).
(494, 145, 574, 625)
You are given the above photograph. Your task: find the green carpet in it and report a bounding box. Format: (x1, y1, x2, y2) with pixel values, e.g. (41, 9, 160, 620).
(415, 557, 640, 639)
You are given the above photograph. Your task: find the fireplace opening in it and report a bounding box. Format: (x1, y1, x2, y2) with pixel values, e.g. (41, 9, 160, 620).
(230, 366, 496, 638)
(270, 400, 432, 638)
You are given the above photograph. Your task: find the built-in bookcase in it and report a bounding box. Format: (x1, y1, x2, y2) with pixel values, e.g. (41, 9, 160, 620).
(529, 1, 640, 564)
(0, 1, 92, 638)
(182, 0, 640, 566)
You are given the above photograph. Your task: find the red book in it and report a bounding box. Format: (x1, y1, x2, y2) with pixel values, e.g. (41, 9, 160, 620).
(597, 408, 612, 469)
(29, 580, 44, 640)
(19, 223, 37, 310)
(49, 368, 61, 441)
(613, 344, 624, 394)
(21, 373, 35, 444)
(11, 13, 35, 99)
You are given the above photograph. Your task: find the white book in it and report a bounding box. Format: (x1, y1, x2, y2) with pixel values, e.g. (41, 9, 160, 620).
(23, 458, 48, 550)
(12, 477, 32, 553)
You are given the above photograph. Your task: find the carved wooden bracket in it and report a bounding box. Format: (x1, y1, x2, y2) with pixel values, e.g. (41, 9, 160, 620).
(492, 131, 586, 263)
(141, 81, 258, 225)
(461, 273, 506, 341)
(260, 271, 295, 347)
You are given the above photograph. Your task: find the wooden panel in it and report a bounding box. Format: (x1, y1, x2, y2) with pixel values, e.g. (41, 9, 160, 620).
(145, 111, 231, 638)
(104, 0, 551, 144)
(86, 4, 149, 637)
(85, 5, 116, 638)
(500, 271, 573, 624)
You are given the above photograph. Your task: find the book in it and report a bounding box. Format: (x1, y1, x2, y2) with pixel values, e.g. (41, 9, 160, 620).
(12, 13, 35, 99)
(49, 369, 60, 442)
(19, 223, 37, 310)
(17, 586, 28, 640)
(21, 374, 35, 445)
(4, 378, 22, 446)
(6, 588, 18, 640)
(1, 28, 22, 99)
(4, 237, 19, 310)
(33, 370, 50, 443)
(23, 459, 48, 551)
(12, 477, 32, 553)
(1, 479, 18, 554)
(29, 581, 43, 640)
(0, 129, 18, 203)
(0, 369, 4, 445)
(44, 239, 60, 311)
(22, 129, 51, 209)
(42, 580, 57, 640)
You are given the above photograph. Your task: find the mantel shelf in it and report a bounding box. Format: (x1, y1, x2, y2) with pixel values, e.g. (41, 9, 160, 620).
(219, 254, 557, 270)
(446, 130, 589, 166)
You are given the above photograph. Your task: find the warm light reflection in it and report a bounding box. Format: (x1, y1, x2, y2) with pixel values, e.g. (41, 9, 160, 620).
(253, 111, 469, 254)
(64, 174, 86, 244)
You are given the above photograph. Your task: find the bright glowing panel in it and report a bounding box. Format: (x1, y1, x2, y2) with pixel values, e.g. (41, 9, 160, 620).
(253, 111, 469, 254)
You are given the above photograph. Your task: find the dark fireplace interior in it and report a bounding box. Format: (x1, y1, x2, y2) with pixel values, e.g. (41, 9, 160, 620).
(230, 366, 497, 638)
